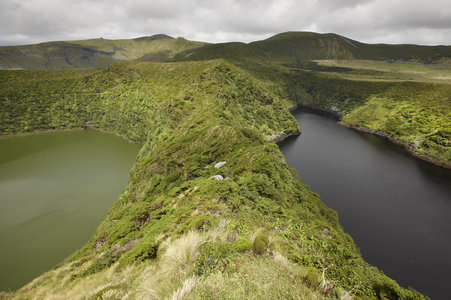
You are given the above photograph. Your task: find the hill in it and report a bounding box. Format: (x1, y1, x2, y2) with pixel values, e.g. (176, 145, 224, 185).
(1, 31, 450, 298)
(251, 32, 451, 63)
(0, 60, 427, 299)
(1, 31, 450, 70)
(0, 34, 206, 69)
(172, 32, 451, 167)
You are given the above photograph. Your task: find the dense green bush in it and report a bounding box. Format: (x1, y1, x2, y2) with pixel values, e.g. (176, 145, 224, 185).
(252, 233, 269, 255)
(234, 236, 252, 253)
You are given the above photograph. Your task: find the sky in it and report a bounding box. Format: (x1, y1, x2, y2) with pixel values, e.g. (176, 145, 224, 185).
(1, 0, 450, 46)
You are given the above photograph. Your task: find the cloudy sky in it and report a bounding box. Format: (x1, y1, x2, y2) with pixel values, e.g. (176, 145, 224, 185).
(1, 0, 450, 46)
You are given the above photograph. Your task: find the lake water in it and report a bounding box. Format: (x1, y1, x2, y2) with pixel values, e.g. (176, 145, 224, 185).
(0, 130, 140, 291)
(279, 109, 451, 300)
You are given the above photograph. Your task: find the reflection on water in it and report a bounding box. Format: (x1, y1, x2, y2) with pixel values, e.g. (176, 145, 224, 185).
(279, 109, 451, 300)
(0, 130, 140, 291)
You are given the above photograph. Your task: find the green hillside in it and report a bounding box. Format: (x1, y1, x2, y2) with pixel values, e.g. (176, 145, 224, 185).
(173, 32, 451, 167)
(2, 31, 450, 71)
(0, 61, 427, 299)
(251, 31, 451, 63)
(172, 31, 451, 68)
(1, 31, 450, 298)
(0, 34, 206, 69)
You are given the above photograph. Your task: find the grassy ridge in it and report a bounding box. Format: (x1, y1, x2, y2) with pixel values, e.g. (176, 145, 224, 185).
(251, 32, 451, 63)
(3, 31, 450, 71)
(0, 61, 426, 299)
(0, 35, 206, 69)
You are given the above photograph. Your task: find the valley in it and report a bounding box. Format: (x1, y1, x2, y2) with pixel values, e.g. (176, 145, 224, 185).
(1, 31, 450, 299)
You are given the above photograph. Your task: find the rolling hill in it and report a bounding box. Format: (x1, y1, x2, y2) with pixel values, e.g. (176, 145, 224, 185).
(1, 31, 450, 70)
(0, 34, 206, 69)
(1, 31, 450, 299)
(1, 59, 429, 300)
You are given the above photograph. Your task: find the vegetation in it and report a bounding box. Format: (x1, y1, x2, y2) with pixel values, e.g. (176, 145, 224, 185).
(341, 83, 451, 164)
(0, 59, 429, 299)
(173, 32, 451, 168)
(266, 68, 451, 166)
(2, 31, 449, 298)
(0, 34, 206, 69)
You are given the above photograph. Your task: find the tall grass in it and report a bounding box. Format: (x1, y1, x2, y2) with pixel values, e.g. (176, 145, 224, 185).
(159, 230, 205, 278)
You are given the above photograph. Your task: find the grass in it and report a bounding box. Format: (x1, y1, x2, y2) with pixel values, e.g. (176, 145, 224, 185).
(0, 55, 435, 298)
(312, 60, 451, 83)
(340, 83, 451, 164)
(4, 229, 359, 300)
(0, 35, 207, 69)
(186, 254, 324, 300)
(159, 230, 205, 279)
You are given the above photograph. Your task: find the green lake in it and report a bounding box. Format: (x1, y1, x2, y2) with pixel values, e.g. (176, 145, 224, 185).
(0, 130, 141, 291)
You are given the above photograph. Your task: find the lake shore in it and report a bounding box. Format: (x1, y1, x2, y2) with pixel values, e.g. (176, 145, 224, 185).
(0, 126, 141, 145)
(338, 122, 451, 169)
(290, 105, 451, 169)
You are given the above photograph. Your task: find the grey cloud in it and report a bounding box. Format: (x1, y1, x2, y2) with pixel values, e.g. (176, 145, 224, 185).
(121, 0, 194, 20)
(0, 0, 450, 46)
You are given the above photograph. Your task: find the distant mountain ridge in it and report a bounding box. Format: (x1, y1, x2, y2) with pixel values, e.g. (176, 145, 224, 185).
(0, 34, 206, 69)
(1, 31, 450, 69)
(253, 32, 451, 63)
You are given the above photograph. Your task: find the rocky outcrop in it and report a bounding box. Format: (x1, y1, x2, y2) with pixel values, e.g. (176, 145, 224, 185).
(267, 130, 302, 143)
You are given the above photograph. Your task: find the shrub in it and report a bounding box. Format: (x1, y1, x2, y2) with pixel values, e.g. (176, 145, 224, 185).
(234, 236, 252, 253)
(116, 237, 157, 271)
(304, 268, 320, 289)
(186, 213, 219, 232)
(252, 233, 269, 255)
(195, 240, 232, 275)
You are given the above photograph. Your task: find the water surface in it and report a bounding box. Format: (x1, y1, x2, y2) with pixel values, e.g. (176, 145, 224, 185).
(0, 130, 140, 291)
(279, 109, 451, 300)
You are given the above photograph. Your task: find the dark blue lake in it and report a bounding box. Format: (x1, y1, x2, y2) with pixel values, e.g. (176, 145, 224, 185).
(279, 109, 451, 300)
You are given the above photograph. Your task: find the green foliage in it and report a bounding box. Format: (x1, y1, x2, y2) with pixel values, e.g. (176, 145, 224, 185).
(79, 250, 118, 278)
(234, 237, 252, 253)
(342, 83, 451, 163)
(116, 236, 157, 271)
(304, 268, 321, 288)
(186, 214, 219, 232)
(2, 58, 429, 299)
(195, 240, 233, 276)
(252, 233, 269, 255)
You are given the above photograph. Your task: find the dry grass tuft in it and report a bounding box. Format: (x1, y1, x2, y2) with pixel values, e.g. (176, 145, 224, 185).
(159, 231, 205, 278)
(167, 276, 199, 300)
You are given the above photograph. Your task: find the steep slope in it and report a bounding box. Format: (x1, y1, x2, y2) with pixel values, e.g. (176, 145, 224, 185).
(0, 61, 425, 299)
(0, 34, 206, 69)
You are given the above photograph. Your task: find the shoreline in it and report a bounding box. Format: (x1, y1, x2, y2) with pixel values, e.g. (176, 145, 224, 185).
(270, 130, 302, 143)
(337, 122, 451, 169)
(0, 126, 142, 145)
(291, 105, 451, 170)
